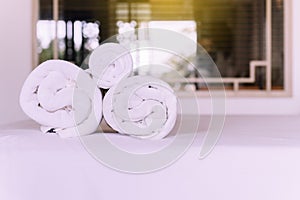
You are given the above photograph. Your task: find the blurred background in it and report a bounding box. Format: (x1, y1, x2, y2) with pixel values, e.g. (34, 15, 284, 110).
(37, 0, 284, 91)
(0, 0, 295, 124)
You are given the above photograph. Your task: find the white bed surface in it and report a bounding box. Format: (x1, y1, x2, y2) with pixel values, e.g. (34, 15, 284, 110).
(1, 115, 300, 200)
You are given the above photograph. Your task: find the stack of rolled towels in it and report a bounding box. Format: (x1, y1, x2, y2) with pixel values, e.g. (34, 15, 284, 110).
(20, 43, 177, 139)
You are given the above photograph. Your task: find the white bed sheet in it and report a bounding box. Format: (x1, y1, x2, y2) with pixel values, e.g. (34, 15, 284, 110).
(1, 115, 300, 200)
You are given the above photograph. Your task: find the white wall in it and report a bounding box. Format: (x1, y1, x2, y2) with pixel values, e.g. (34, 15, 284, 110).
(0, 0, 32, 124)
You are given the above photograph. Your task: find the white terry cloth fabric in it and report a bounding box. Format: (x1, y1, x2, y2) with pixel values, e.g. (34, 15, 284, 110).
(88, 42, 133, 89)
(19, 60, 102, 138)
(103, 76, 177, 140)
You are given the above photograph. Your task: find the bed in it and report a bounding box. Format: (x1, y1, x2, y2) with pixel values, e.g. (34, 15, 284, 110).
(1, 115, 300, 200)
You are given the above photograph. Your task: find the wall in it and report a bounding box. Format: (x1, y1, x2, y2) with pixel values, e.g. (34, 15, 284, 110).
(0, 0, 32, 125)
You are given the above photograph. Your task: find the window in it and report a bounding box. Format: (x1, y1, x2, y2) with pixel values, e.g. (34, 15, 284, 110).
(35, 0, 289, 96)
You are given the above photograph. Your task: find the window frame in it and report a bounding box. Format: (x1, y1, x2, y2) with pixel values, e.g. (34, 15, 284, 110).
(32, 0, 295, 100)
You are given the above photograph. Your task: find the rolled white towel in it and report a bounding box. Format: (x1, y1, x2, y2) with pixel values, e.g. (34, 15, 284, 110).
(19, 60, 102, 138)
(103, 76, 177, 140)
(88, 42, 133, 89)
